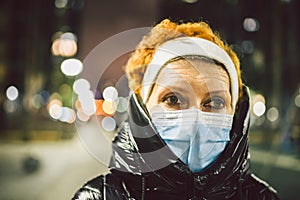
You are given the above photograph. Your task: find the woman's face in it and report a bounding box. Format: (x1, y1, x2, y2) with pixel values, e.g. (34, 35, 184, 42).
(146, 58, 234, 115)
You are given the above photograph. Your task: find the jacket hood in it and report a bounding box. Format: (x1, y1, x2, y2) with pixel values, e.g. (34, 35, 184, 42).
(109, 85, 251, 198)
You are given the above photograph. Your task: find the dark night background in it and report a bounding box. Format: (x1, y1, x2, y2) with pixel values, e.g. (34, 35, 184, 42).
(0, 0, 299, 199)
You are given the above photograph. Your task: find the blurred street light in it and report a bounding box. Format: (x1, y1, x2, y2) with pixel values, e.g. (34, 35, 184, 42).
(51, 32, 78, 57)
(3, 100, 18, 113)
(267, 107, 279, 122)
(73, 78, 90, 95)
(241, 40, 255, 54)
(6, 85, 19, 101)
(78, 89, 96, 116)
(55, 0, 68, 9)
(101, 116, 116, 132)
(252, 94, 266, 117)
(102, 86, 118, 102)
(253, 101, 266, 117)
(116, 97, 128, 113)
(243, 17, 260, 32)
(60, 58, 83, 76)
(76, 109, 90, 122)
(59, 107, 76, 123)
(49, 103, 63, 120)
(102, 100, 117, 115)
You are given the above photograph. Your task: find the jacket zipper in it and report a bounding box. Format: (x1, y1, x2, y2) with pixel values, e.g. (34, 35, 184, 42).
(141, 176, 145, 200)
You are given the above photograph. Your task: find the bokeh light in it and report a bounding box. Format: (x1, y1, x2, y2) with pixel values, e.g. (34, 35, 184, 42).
(252, 93, 265, 103)
(47, 97, 63, 120)
(116, 97, 128, 113)
(253, 101, 266, 117)
(59, 39, 77, 57)
(101, 116, 116, 132)
(73, 78, 90, 95)
(280, 0, 292, 3)
(252, 49, 265, 67)
(95, 100, 107, 116)
(252, 94, 266, 117)
(82, 101, 96, 116)
(75, 99, 82, 110)
(78, 90, 96, 116)
(295, 94, 300, 107)
(51, 32, 78, 57)
(6, 85, 19, 101)
(243, 17, 260, 32)
(102, 100, 117, 115)
(48, 92, 63, 105)
(59, 107, 76, 123)
(78, 89, 94, 104)
(3, 100, 18, 113)
(102, 86, 118, 102)
(61, 32, 77, 41)
(76, 109, 90, 122)
(182, 0, 198, 3)
(39, 90, 50, 105)
(32, 94, 43, 109)
(267, 107, 279, 122)
(49, 103, 63, 120)
(73, 78, 97, 117)
(60, 58, 83, 76)
(254, 115, 265, 126)
(55, 0, 68, 8)
(48, 98, 62, 108)
(241, 40, 255, 54)
(51, 39, 61, 56)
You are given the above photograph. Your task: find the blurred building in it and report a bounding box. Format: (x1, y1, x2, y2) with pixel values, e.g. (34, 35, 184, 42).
(0, 0, 83, 139)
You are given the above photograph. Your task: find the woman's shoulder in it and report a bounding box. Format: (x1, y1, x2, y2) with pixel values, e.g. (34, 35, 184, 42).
(243, 173, 279, 200)
(72, 175, 104, 200)
(72, 172, 131, 200)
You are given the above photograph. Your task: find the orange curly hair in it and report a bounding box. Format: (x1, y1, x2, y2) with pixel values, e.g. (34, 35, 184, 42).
(125, 19, 242, 98)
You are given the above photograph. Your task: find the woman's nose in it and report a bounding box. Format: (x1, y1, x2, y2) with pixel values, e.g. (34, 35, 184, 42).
(189, 98, 203, 110)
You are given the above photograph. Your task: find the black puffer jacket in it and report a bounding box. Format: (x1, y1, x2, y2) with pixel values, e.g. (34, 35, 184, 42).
(73, 86, 279, 200)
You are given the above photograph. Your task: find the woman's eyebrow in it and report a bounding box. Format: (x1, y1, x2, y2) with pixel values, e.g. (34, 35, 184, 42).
(206, 90, 229, 94)
(159, 84, 230, 95)
(159, 84, 194, 94)
(203, 90, 230, 96)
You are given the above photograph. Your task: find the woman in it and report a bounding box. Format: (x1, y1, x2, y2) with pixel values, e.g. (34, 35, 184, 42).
(73, 19, 279, 200)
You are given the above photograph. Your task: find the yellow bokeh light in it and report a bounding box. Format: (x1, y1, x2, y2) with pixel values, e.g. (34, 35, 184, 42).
(51, 38, 77, 57)
(102, 100, 117, 115)
(59, 39, 77, 57)
(49, 104, 62, 119)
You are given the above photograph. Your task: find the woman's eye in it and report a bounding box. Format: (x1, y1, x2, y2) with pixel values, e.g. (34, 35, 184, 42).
(203, 97, 225, 111)
(164, 95, 180, 105)
(162, 93, 187, 109)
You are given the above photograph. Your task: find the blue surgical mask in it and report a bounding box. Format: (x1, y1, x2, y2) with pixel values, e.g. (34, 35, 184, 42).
(151, 109, 233, 173)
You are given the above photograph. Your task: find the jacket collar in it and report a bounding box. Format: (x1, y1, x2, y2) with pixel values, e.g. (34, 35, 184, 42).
(109, 86, 251, 198)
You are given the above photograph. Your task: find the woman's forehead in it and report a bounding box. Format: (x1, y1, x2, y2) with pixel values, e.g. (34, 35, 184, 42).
(156, 59, 230, 85)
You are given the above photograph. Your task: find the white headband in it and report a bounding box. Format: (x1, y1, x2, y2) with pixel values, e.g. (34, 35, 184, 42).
(141, 37, 239, 110)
